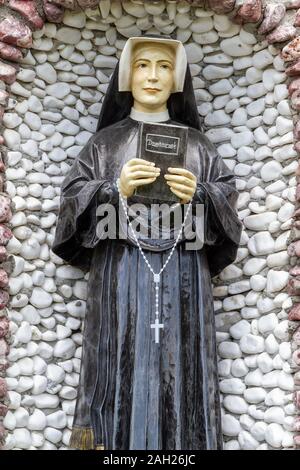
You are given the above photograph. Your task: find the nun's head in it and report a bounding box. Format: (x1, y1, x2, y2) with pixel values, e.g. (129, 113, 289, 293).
(118, 36, 187, 113)
(97, 35, 201, 132)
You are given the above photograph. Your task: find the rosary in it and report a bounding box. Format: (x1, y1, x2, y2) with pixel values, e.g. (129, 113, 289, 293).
(117, 178, 192, 344)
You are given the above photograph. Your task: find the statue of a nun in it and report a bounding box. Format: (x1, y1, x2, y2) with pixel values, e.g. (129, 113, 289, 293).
(52, 34, 242, 450)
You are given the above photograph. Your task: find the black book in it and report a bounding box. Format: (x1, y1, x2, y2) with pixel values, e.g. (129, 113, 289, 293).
(135, 121, 188, 203)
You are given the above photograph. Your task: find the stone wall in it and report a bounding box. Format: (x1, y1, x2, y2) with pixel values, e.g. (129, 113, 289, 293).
(1, 0, 300, 450)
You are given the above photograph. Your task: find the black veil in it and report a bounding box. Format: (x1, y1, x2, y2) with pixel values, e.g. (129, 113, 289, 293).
(96, 34, 202, 132)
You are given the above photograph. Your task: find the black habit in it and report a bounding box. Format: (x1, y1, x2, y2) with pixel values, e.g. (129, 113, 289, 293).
(52, 54, 242, 450)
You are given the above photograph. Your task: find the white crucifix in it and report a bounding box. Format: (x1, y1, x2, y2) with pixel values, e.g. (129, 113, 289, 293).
(151, 318, 164, 344)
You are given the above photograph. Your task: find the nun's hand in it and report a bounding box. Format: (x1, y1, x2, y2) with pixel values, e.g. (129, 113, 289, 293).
(164, 168, 197, 204)
(119, 158, 161, 198)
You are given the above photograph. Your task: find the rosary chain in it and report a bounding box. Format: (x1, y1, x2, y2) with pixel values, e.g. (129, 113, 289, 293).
(116, 178, 192, 277)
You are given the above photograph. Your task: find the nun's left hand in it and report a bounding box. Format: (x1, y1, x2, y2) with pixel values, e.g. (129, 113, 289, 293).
(164, 168, 197, 204)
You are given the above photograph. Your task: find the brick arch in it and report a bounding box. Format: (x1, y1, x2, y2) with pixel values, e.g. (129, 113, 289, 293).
(1, 0, 300, 449)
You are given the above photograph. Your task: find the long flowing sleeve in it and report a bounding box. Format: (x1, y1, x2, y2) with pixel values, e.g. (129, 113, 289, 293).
(191, 135, 242, 278)
(52, 136, 119, 270)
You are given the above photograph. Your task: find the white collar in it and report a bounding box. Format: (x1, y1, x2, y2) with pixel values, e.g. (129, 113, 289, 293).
(130, 107, 170, 123)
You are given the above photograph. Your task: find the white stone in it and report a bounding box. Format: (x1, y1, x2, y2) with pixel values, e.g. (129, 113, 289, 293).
(244, 212, 276, 231)
(250, 275, 266, 291)
(46, 83, 70, 99)
(184, 43, 203, 63)
(56, 26, 81, 44)
(218, 341, 242, 359)
(13, 429, 32, 449)
(278, 202, 294, 223)
(28, 409, 47, 431)
(273, 145, 296, 163)
(277, 100, 292, 116)
(18, 357, 33, 375)
(4, 129, 20, 149)
(63, 10, 86, 28)
(257, 313, 278, 335)
(247, 83, 267, 99)
(276, 116, 293, 136)
(234, 163, 251, 177)
(32, 357, 47, 376)
(274, 232, 290, 252)
(56, 266, 84, 279)
(32, 375, 47, 395)
(21, 305, 40, 325)
(248, 232, 274, 256)
(36, 63, 57, 84)
(34, 394, 59, 409)
(277, 371, 294, 391)
(220, 378, 245, 395)
(59, 386, 77, 400)
(8, 391, 21, 410)
(245, 67, 262, 85)
(246, 98, 265, 117)
(205, 128, 234, 144)
(46, 364, 65, 384)
(220, 37, 252, 57)
(56, 119, 80, 136)
(209, 79, 232, 97)
(62, 397, 76, 413)
(3, 113, 22, 129)
(266, 270, 289, 293)
(264, 407, 285, 425)
(229, 320, 251, 340)
(252, 49, 273, 69)
(73, 281, 88, 300)
(238, 430, 259, 450)
(231, 359, 248, 377)
(243, 258, 266, 276)
(44, 427, 62, 444)
(53, 339, 76, 360)
(251, 422, 267, 442)
(66, 300, 86, 318)
(93, 55, 118, 68)
(265, 423, 284, 448)
(224, 440, 240, 450)
(37, 342, 53, 360)
(218, 358, 231, 377)
(257, 353, 274, 375)
(16, 321, 32, 344)
(30, 288, 52, 309)
(4, 411, 16, 430)
(240, 335, 264, 354)
(274, 84, 288, 102)
(253, 127, 269, 145)
(202, 64, 233, 81)
(260, 161, 283, 182)
(13, 406, 29, 427)
(279, 342, 291, 361)
(46, 410, 67, 429)
(193, 31, 219, 45)
(244, 387, 266, 404)
(223, 395, 248, 415)
(222, 415, 241, 437)
(205, 110, 230, 126)
(223, 295, 245, 312)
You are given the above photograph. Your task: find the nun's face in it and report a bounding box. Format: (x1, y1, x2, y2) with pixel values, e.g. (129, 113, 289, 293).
(131, 43, 175, 113)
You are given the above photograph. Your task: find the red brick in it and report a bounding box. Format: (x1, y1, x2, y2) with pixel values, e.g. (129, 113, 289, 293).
(0, 15, 32, 48)
(8, 0, 44, 30)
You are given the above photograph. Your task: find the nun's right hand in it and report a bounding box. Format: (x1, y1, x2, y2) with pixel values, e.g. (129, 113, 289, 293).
(119, 158, 161, 198)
